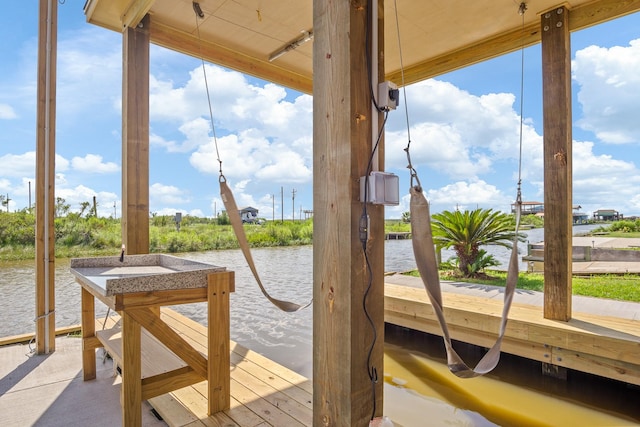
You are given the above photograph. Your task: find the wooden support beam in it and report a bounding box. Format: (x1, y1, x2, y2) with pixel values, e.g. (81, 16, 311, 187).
(122, 15, 150, 255)
(121, 0, 155, 30)
(35, 0, 57, 355)
(150, 21, 313, 95)
(541, 6, 572, 321)
(313, 0, 385, 425)
(121, 311, 142, 426)
(207, 271, 234, 415)
(386, 0, 640, 87)
(81, 288, 97, 380)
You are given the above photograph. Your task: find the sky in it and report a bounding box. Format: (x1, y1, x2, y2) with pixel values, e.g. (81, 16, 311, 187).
(1, 3, 639, 220)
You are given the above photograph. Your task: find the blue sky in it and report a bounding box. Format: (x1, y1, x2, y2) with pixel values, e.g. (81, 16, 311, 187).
(1, 3, 639, 220)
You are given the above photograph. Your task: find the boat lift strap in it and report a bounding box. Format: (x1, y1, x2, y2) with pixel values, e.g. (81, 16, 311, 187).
(220, 178, 312, 313)
(409, 186, 520, 378)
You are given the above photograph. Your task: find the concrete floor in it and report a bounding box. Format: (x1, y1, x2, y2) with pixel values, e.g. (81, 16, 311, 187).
(0, 336, 167, 427)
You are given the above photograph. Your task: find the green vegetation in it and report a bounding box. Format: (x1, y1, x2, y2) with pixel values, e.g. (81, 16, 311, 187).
(519, 214, 544, 229)
(430, 208, 525, 277)
(0, 208, 313, 261)
(405, 269, 640, 303)
(585, 219, 640, 238)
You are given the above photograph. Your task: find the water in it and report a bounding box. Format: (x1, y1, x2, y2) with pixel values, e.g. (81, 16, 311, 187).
(2, 224, 636, 425)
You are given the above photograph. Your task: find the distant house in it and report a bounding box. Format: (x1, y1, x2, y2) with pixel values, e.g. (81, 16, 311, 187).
(593, 209, 622, 221)
(512, 201, 544, 215)
(572, 205, 589, 224)
(239, 207, 259, 223)
(512, 202, 588, 223)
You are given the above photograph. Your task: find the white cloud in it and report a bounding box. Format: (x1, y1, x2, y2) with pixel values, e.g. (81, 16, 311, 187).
(573, 39, 640, 144)
(150, 183, 191, 205)
(55, 185, 119, 217)
(0, 152, 35, 177)
(386, 79, 538, 182)
(56, 28, 121, 116)
(0, 103, 17, 119)
(572, 140, 640, 211)
(426, 180, 512, 212)
(71, 154, 119, 174)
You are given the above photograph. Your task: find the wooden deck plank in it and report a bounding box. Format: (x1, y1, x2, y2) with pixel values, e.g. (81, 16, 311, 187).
(385, 283, 640, 386)
(161, 309, 312, 399)
(148, 393, 203, 427)
(136, 308, 313, 427)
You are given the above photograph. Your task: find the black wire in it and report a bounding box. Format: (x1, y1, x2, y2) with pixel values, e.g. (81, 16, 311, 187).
(361, 2, 393, 418)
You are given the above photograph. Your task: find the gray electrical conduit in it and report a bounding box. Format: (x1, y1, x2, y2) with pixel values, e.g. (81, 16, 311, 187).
(409, 186, 521, 378)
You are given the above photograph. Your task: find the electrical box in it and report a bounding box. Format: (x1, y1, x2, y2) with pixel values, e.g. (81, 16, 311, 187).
(360, 172, 400, 205)
(378, 81, 399, 110)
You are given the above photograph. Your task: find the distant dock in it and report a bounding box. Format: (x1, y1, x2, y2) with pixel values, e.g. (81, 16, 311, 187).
(523, 237, 640, 274)
(385, 232, 411, 240)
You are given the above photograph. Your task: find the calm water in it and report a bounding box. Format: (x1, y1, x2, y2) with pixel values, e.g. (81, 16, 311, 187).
(2, 224, 636, 425)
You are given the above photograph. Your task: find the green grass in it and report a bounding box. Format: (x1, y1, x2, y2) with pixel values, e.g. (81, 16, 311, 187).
(405, 269, 640, 302)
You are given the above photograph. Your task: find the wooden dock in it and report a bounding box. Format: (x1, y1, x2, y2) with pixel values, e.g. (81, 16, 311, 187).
(384, 282, 640, 386)
(146, 309, 313, 426)
(385, 232, 411, 240)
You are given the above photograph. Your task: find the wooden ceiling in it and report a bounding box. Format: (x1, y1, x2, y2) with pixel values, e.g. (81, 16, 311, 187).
(84, 0, 640, 94)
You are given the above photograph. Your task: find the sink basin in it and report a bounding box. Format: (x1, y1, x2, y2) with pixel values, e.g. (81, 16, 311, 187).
(70, 254, 226, 296)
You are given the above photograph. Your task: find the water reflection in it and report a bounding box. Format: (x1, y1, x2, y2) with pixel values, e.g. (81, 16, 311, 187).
(385, 325, 640, 426)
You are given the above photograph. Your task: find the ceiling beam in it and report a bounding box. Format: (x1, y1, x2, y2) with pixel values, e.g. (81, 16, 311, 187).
(121, 0, 156, 29)
(386, 21, 541, 86)
(149, 20, 313, 94)
(386, 0, 640, 86)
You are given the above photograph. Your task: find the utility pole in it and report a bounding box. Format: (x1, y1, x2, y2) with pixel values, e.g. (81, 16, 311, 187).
(5, 193, 11, 212)
(113, 201, 116, 218)
(292, 188, 296, 221)
(281, 186, 284, 223)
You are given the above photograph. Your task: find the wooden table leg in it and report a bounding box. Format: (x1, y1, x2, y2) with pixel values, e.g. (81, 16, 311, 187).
(122, 311, 142, 427)
(81, 287, 96, 381)
(208, 271, 233, 414)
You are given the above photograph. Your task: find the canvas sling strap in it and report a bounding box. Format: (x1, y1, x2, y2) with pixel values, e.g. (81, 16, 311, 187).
(409, 186, 520, 378)
(220, 177, 312, 312)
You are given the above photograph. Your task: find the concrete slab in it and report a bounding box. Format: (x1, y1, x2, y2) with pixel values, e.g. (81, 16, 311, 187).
(0, 336, 166, 427)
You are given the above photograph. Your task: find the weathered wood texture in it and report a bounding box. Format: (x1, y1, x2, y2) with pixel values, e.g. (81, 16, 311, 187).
(35, 0, 57, 355)
(542, 6, 573, 321)
(122, 14, 150, 255)
(312, 0, 385, 425)
(385, 283, 640, 386)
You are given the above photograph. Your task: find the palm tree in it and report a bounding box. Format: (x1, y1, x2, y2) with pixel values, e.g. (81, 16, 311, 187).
(431, 208, 525, 277)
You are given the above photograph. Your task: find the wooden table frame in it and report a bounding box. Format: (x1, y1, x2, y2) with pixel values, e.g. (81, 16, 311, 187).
(79, 271, 235, 426)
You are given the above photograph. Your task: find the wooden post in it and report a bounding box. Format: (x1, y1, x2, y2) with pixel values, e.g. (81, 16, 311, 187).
(313, 0, 385, 424)
(35, 0, 57, 354)
(121, 311, 142, 427)
(81, 288, 96, 381)
(122, 15, 150, 255)
(207, 271, 234, 414)
(541, 6, 572, 321)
